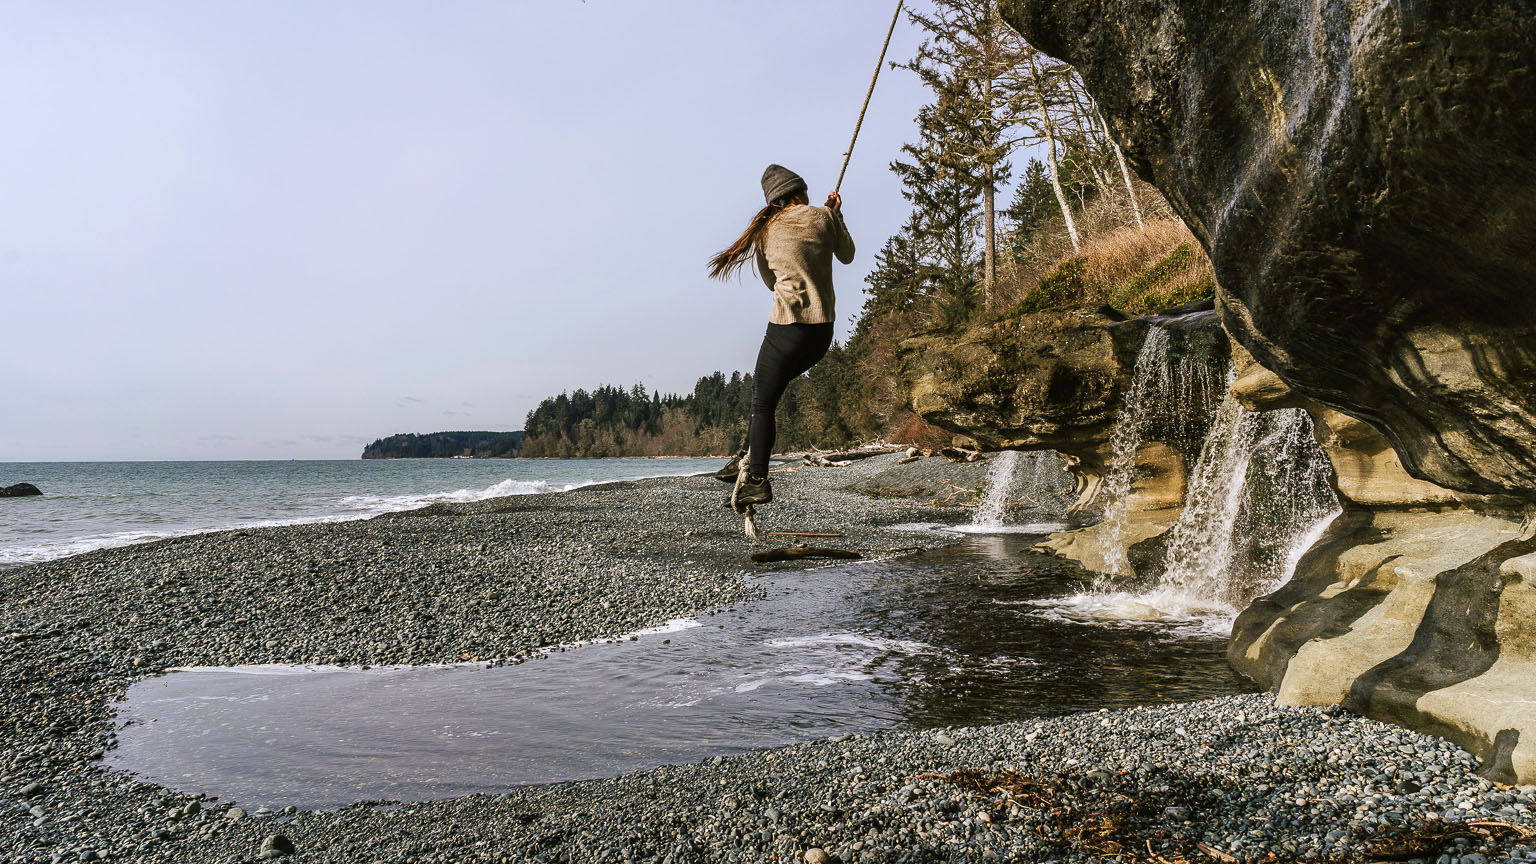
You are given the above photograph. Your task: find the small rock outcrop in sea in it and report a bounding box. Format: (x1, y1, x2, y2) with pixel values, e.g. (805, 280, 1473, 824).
(1001, 0, 1536, 502)
(1, 482, 42, 497)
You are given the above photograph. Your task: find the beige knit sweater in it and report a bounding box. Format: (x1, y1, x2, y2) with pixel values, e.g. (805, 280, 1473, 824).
(753, 204, 855, 325)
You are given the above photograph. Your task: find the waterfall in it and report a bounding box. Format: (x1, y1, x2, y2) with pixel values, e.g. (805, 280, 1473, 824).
(1038, 387, 1339, 630)
(957, 451, 1075, 534)
(1098, 328, 1171, 576)
(1158, 395, 1340, 611)
(1158, 391, 1257, 600)
(972, 451, 1021, 529)
(1096, 325, 1224, 577)
(1037, 388, 1341, 632)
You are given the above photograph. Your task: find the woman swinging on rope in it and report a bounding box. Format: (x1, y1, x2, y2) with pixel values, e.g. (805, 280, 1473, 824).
(707, 164, 855, 512)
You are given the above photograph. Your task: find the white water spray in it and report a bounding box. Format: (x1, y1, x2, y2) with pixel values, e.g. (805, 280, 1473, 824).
(1041, 388, 1341, 632)
(959, 450, 1074, 534)
(1098, 328, 1171, 576)
(1096, 326, 1224, 577)
(972, 451, 1021, 529)
(1158, 395, 1341, 615)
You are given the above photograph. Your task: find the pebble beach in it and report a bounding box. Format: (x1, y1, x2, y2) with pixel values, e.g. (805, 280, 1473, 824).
(4, 453, 1534, 863)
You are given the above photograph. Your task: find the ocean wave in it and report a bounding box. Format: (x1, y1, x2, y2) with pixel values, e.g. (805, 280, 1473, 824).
(334, 478, 579, 516)
(0, 468, 705, 568)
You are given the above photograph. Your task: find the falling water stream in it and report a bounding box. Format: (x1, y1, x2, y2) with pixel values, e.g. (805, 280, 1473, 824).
(1157, 396, 1340, 610)
(1096, 325, 1225, 577)
(1098, 327, 1173, 577)
(954, 450, 1074, 535)
(972, 450, 1021, 528)
(1048, 366, 1341, 631)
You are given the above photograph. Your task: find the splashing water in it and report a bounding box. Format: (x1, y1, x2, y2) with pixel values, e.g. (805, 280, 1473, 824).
(1158, 392, 1260, 603)
(1096, 326, 1225, 577)
(1043, 389, 1341, 633)
(956, 451, 1074, 534)
(1159, 395, 1340, 610)
(972, 451, 1021, 528)
(1098, 329, 1171, 576)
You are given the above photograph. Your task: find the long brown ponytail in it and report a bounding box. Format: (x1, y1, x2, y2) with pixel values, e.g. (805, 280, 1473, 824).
(707, 200, 789, 281)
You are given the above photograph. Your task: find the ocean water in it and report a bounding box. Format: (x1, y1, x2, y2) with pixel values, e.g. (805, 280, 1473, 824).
(0, 458, 720, 568)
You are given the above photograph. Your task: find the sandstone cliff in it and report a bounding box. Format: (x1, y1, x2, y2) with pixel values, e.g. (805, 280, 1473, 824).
(1227, 349, 1535, 783)
(1000, 0, 1536, 501)
(920, 0, 1536, 782)
(901, 304, 1228, 576)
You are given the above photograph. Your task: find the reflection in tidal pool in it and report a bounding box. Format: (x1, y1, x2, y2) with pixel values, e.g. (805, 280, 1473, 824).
(109, 535, 1253, 810)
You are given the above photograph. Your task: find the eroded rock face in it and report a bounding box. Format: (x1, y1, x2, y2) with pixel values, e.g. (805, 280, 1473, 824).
(901, 305, 1226, 517)
(902, 305, 1133, 465)
(902, 307, 1230, 582)
(1001, 0, 1536, 500)
(1227, 350, 1536, 782)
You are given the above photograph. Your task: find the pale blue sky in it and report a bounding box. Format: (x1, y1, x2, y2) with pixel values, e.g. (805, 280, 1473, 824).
(2, 2, 946, 460)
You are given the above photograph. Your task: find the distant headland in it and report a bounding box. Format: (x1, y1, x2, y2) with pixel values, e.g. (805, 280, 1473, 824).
(361, 431, 524, 459)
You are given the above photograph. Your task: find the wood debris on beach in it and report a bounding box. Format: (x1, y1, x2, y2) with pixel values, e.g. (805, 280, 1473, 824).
(749, 546, 864, 563)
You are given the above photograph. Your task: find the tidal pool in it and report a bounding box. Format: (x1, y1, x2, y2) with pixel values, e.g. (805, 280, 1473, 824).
(108, 535, 1254, 810)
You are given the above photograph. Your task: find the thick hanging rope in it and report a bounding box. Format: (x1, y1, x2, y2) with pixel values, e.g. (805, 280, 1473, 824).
(834, 0, 904, 195)
(731, 449, 760, 540)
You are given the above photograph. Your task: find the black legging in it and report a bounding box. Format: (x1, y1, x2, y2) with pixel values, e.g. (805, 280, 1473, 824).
(748, 322, 834, 476)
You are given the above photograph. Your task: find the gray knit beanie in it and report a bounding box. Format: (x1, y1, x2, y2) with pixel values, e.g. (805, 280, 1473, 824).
(761, 164, 807, 204)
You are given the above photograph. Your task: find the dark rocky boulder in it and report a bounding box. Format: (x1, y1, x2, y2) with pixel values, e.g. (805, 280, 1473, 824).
(1, 483, 42, 497)
(1000, 0, 1536, 501)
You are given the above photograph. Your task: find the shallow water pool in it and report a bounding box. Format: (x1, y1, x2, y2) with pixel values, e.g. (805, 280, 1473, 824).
(108, 534, 1254, 810)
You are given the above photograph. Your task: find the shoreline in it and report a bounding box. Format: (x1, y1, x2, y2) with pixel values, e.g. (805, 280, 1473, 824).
(0, 457, 731, 570)
(2, 453, 1531, 863)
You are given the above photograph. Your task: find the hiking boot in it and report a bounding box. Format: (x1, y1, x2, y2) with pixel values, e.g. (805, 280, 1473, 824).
(712, 449, 747, 483)
(724, 473, 772, 511)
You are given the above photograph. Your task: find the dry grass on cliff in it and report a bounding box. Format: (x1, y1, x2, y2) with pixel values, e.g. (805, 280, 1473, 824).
(995, 218, 1216, 317)
(1077, 219, 1210, 293)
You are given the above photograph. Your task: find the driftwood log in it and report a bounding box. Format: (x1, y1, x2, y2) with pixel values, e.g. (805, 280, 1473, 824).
(749, 546, 864, 564)
(804, 447, 899, 467)
(819, 448, 896, 461)
(940, 446, 986, 463)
